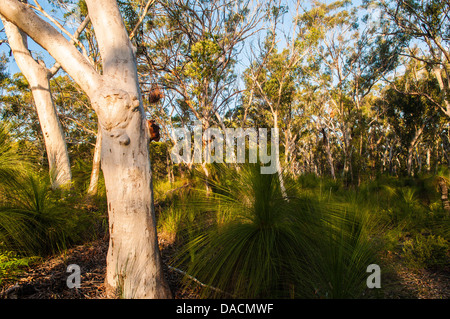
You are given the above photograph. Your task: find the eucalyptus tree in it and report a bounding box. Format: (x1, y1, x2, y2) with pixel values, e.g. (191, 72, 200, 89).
(136, 0, 271, 166)
(1, 15, 72, 188)
(0, 0, 171, 298)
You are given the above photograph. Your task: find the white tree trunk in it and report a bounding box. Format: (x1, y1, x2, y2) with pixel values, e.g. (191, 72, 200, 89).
(0, 0, 171, 298)
(1, 17, 71, 188)
(272, 112, 287, 198)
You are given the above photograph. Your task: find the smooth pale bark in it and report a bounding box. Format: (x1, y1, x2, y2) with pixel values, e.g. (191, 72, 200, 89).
(1, 17, 71, 188)
(0, 0, 171, 298)
(85, 0, 171, 298)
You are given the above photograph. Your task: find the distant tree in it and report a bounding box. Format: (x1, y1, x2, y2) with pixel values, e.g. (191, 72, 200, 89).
(374, 0, 450, 119)
(297, 0, 401, 183)
(0, 54, 7, 83)
(376, 60, 443, 175)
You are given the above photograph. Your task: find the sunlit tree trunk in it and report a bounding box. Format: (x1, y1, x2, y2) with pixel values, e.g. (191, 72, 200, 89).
(272, 111, 287, 198)
(407, 126, 424, 176)
(1, 17, 71, 188)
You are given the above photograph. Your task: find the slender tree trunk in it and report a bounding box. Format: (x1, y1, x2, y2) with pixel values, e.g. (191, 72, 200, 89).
(342, 126, 350, 179)
(87, 124, 102, 196)
(407, 126, 424, 176)
(272, 112, 287, 198)
(416, 148, 422, 174)
(407, 147, 414, 176)
(201, 120, 212, 195)
(437, 177, 450, 215)
(322, 127, 336, 180)
(2, 17, 72, 188)
(441, 132, 450, 167)
(166, 149, 173, 184)
(388, 142, 395, 174)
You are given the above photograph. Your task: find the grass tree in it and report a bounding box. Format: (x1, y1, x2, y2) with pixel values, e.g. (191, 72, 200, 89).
(174, 163, 378, 298)
(0, 0, 171, 298)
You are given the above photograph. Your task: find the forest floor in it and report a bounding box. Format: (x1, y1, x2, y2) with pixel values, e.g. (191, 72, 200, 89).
(0, 236, 448, 299)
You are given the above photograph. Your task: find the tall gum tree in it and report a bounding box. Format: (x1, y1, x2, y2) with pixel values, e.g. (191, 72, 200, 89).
(0, 0, 171, 298)
(1, 16, 72, 188)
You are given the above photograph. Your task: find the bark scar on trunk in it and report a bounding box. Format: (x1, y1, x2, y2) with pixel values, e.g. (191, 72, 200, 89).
(93, 87, 141, 146)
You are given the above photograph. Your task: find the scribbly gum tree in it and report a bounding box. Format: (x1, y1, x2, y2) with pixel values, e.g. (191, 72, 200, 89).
(0, 0, 171, 298)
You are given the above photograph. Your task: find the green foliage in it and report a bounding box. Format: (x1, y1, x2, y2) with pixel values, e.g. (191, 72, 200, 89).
(185, 36, 223, 83)
(402, 233, 449, 270)
(173, 164, 378, 298)
(71, 157, 106, 197)
(0, 54, 8, 84)
(0, 250, 39, 285)
(157, 204, 184, 244)
(0, 172, 91, 256)
(0, 121, 32, 189)
(0, 123, 105, 256)
(149, 142, 169, 181)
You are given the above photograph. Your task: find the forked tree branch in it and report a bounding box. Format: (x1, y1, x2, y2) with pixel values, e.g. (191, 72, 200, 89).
(0, 0, 101, 97)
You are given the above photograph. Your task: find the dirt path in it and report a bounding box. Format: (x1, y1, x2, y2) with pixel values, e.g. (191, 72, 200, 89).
(1, 239, 448, 299)
(0, 238, 198, 299)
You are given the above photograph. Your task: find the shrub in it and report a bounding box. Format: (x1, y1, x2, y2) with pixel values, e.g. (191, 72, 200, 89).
(0, 173, 99, 256)
(402, 233, 449, 270)
(0, 250, 39, 285)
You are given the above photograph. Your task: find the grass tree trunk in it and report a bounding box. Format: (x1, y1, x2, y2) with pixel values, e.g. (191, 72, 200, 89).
(2, 17, 71, 188)
(0, 0, 171, 298)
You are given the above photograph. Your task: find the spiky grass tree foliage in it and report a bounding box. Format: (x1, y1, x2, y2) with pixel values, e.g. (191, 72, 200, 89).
(0, 121, 86, 256)
(174, 164, 378, 298)
(0, 173, 83, 256)
(0, 121, 31, 191)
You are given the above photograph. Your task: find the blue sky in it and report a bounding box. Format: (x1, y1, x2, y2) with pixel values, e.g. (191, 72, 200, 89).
(1, 0, 374, 81)
(0, 0, 78, 76)
(1, 0, 305, 76)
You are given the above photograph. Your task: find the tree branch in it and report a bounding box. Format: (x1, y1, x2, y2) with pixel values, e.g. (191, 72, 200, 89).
(129, 0, 156, 40)
(0, 0, 101, 97)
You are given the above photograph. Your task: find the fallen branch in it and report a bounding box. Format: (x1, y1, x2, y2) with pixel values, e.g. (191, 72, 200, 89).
(166, 265, 235, 298)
